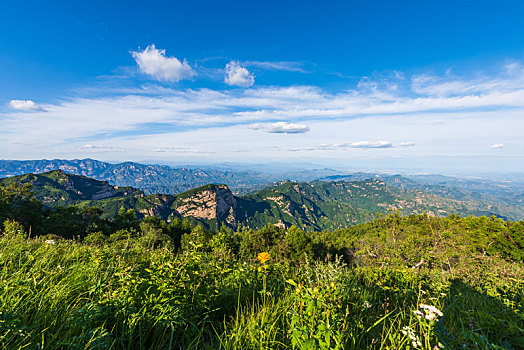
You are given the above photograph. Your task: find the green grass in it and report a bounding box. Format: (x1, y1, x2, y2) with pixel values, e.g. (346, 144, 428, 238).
(0, 230, 523, 349)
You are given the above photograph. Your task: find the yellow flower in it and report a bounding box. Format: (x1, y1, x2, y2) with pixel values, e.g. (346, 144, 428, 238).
(257, 252, 270, 264)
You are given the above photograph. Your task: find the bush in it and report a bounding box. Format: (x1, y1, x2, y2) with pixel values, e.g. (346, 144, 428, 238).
(84, 231, 108, 246)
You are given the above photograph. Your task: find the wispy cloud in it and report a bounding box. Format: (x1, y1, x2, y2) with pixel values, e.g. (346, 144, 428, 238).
(347, 141, 393, 149)
(1, 60, 523, 169)
(249, 122, 310, 134)
(80, 144, 124, 152)
(242, 60, 307, 73)
(288, 141, 394, 151)
(224, 61, 255, 87)
(131, 44, 195, 82)
(151, 146, 212, 154)
(8, 99, 46, 111)
(489, 143, 504, 149)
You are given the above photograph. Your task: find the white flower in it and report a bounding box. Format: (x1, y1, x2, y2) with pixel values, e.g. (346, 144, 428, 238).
(401, 326, 422, 348)
(363, 301, 372, 309)
(413, 310, 424, 318)
(45, 239, 55, 244)
(419, 304, 443, 321)
(420, 304, 443, 316)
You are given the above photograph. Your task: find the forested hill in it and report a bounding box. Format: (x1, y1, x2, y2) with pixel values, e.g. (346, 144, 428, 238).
(2, 159, 523, 218)
(0, 170, 516, 232)
(320, 172, 524, 219)
(0, 158, 273, 195)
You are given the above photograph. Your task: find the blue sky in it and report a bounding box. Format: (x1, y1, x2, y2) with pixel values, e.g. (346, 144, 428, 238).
(1, 0, 524, 174)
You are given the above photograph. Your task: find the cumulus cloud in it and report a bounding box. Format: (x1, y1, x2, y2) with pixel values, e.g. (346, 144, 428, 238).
(8, 99, 45, 111)
(131, 44, 194, 82)
(399, 141, 416, 147)
(249, 122, 310, 134)
(2, 60, 524, 167)
(490, 143, 504, 149)
(225, 61, 255, 87)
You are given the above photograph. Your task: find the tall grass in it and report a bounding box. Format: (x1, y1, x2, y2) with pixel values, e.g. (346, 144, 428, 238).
(0, 233, 523, 349)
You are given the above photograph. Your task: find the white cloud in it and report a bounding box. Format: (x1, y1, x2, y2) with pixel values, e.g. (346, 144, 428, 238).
(224, 61, 255, 87)
(8, 99, 45, 111)
(131, 44, 194, 82)
(346, 141, 393, 149)
(2, 60, 524, 172)
(399, 141, 416, 147)
(288, 141, 394, 151)
(242, 61, 306, 72)
(151, 146, 211, 154)
(490, 143, 504, 149)
(81, 144, 123, 152)
(249, 122, 310, 134)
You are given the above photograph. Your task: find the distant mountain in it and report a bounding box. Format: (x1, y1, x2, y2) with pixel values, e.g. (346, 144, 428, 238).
(409, 174, 524, 207)
(1, 170, 513, 231)
(319, 172, 524, 220)
(0, 158, 274, 195)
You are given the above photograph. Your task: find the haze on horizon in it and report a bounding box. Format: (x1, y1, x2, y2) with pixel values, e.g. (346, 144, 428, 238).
(1, 1, 523, 175)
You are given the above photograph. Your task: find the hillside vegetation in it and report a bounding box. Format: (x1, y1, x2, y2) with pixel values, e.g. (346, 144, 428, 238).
(0, 180, 523, 349)
(3, 159, 523, 221)
(2, 170, 520, 234)
(0, 158, 273, 195)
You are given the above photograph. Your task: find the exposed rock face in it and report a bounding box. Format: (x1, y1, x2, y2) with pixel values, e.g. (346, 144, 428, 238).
(174, 184, 237, 222)
(89, 184, 118, 200)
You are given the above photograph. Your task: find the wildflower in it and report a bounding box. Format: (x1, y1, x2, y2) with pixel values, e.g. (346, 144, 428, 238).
(45, 239, 55, 244)
(413, 310, 424, 318)
(419, 304, 443, 321)
(257, 252, 270, 264)
(363, 301, 372, 309)
(401, 326, 422, 348)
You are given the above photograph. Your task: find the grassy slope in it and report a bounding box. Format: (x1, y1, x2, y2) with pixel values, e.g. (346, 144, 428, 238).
(0, 214, 523, 349)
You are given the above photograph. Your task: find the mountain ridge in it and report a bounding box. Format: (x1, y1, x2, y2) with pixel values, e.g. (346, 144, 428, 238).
(0, 158, 274, 195)
(1, 170, 515, 232)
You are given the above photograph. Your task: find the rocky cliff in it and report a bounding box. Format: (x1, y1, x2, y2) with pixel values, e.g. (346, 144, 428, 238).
(172, 184, 237, 225)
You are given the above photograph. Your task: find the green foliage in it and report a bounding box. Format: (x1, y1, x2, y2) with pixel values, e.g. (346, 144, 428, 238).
(138, 217, 173, 250)
(287, 278, 348, 349)
(6, 170, 523, 234)
(181, 225, 213, 252)
(0, 180, 523, 350)
(1, 219, 25, 240)
(238, 224, 285, 259)
(210, 225, 238, 258)
(84, 231, 108, 246)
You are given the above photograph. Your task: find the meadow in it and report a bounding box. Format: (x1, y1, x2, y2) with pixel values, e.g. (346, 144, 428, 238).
(0, 213, 523, 349)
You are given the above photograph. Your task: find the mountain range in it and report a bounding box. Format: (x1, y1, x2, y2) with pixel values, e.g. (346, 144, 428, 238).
(0, 158, 274, 195)
(2, 168, 521, 231)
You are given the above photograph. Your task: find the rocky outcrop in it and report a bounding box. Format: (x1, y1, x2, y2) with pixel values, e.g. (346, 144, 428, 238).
(173, 184, 237, 223)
